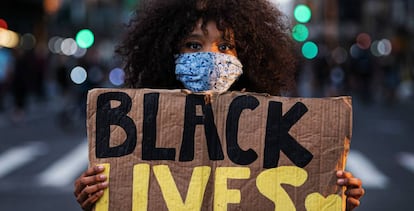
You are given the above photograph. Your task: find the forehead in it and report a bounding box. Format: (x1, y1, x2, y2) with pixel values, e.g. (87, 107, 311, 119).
(192, 20, 219, 34)
(190, 19, 234, 40)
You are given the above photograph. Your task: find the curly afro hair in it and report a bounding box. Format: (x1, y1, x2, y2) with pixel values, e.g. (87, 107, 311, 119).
(116, 0, 299, 95)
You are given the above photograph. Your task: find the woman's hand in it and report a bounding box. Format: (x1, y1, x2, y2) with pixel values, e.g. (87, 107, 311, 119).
(74, 165, 108, 211)
(336, 170, 365, 211)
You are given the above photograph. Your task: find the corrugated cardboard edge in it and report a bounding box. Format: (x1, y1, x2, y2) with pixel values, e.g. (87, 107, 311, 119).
(341, 96, 352, 211)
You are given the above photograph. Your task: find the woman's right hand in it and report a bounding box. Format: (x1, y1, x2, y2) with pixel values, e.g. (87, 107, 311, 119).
(74, 165, 108, 211)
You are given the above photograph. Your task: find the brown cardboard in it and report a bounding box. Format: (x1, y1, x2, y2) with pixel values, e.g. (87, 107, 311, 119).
(87, 88, 352, 211)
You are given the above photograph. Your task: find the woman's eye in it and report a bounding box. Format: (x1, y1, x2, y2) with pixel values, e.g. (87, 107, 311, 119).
(185, 42, 202, 50)
(218, 44, 234, 52)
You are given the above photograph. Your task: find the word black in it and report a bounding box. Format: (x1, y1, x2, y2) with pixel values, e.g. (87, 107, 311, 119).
(95, 92, 313, 168)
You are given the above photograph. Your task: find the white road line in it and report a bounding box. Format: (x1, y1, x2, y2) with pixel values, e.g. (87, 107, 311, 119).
(396, 152, 414, 174)
(37, 140, 89, 188)
(0, 142, 48, 178)
(346, 150, 389, 189)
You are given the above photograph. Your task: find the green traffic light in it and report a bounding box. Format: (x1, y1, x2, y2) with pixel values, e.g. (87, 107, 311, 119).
(76, 29, 94, 49)
(294, 4, 312, 23)
(292, 24, 309, 42)
(302, 41, 318, 59)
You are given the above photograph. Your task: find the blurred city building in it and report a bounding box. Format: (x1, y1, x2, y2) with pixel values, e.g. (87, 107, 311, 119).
(0, 0, 413, 117)
(289, 0, 414, 103)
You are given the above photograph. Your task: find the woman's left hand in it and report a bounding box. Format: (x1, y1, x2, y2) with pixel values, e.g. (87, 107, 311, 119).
(336, 170, 365, 211)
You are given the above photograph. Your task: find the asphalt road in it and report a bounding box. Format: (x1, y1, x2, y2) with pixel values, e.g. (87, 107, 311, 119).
(0, 96, 413, 211)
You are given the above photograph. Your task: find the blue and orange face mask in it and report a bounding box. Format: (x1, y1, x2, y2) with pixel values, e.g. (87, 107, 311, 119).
(175, 52, 243, 93)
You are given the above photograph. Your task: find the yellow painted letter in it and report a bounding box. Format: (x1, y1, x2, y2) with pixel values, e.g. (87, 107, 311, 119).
(95, 163, 110, 211)
(214, 167, 250, 211)
(153, 165, 211, 211)
(305, 193, 342, 211)
(132, 164, 150, 211)
(256, 166, 308, 211)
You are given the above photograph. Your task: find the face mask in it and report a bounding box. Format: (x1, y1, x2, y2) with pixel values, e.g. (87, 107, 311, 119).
(175, 52, 243, 93)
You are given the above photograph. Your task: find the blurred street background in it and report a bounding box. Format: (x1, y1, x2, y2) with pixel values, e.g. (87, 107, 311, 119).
(0, 0, 413, 210)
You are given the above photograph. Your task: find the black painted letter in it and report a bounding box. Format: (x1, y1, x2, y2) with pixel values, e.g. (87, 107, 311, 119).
(96, 92, 137, 158)
(142, 93, 176, 160)
(179, 94, 224, 161)
(226, 95, 259, 165)
(264, 102, 313, 168)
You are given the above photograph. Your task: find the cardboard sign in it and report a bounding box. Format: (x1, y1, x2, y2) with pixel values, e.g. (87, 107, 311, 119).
(87, 88, 352, 211)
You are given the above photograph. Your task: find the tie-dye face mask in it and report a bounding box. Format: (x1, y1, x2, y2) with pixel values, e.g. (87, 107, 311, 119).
(174, 52, 243, 93)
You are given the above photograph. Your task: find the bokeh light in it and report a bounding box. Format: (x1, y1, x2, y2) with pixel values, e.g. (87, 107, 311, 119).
(61, 38, 78, 56)
(294, 4, 312, 23)
(292, 24, 309, 42)
(0, 28, 20, 48)
(0, 19, 8, 29)
(70, 66, 87, 84)
(48, 35, 90, 58)
(302, 41, 318, 59)
(43, 0, 62, 15)
(331, 47, 348, 64)
(48, 36, 64, 54)
(356, 33, 372, 50)
(48, 36, 60, 53)
(370, 40, 382, 57)
(0, 49, 11, 80)
(377, 39, 392, 56)
(330, 66, 345, 84)
(397, 80, 413, 100)
(73, 46, 87, 58)
(76, 29, 95, 49)
(109, 68, 125, 86)
(20, 33, 36, 50)
(350, 44, 363, 58)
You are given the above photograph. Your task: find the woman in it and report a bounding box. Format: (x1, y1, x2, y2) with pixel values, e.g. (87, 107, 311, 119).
(74, 0, 364, 210)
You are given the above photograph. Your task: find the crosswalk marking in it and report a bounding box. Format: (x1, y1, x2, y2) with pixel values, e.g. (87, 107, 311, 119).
(37, 140, 89, 188)
(0, 142, 48, 178)
(397, 152, 414, 174)
(0, 139, 411, 190)
(346, 150, 389, 189)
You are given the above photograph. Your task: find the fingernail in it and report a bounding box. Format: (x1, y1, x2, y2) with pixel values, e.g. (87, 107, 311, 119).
(99, 174, 107, 180)
(336, 170, 343, 176)
(337, 178, 345, 184)
(96, 165, 104, 171)
(101, 182, 108, 187)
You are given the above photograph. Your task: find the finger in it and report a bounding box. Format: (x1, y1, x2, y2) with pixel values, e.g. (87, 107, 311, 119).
(336, 170, 353, 179)
(75, 166, 105, 191)
(74, 174, 106, 197)
(81, 190, 104, 210)
(85, 165, 105, 177)
(342, 171, 353, 178)
(337, 177, 362, 188)
(346, 177, 362, 188)
(74, 166, 106, 196)
(77, 181, 108, 204)
(346, 196, 361, 211)
(345, 188, 365, 199)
